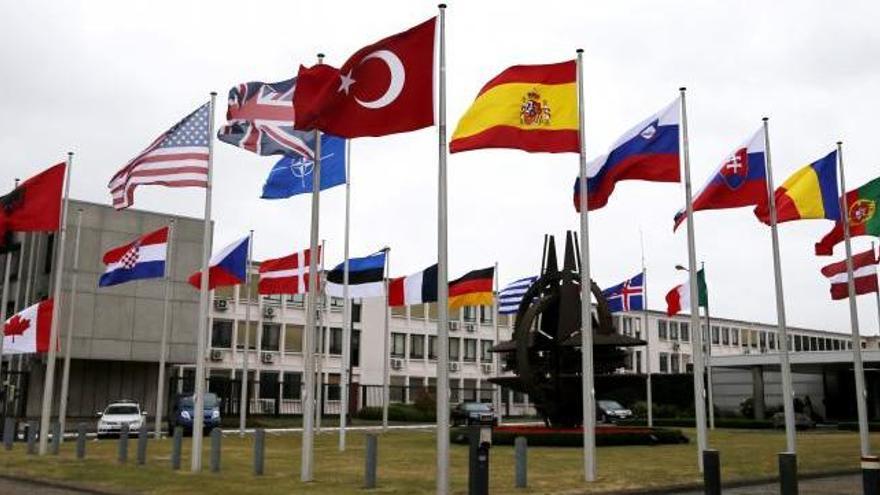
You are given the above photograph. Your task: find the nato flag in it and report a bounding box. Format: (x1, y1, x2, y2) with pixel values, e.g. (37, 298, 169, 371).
(261, 134, 347, 199)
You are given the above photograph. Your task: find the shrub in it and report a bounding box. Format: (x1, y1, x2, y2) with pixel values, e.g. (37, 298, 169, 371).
(450, 426, 688, 447)
(355, 404, 435, 422)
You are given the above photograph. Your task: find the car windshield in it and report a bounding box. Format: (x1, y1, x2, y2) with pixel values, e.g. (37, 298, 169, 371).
(180, 393, 219, 408)
(105, 405, 139, 415)
(598, 400, 624, 410)
(464, 403, 491, 412)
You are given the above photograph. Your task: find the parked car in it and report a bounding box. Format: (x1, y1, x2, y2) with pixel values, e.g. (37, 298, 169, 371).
(168, 393, 222, 434)
(597, 400, 633, 423)
(451, 402, 497, 427)
(772, 411, 815, 430)
(96, 401, 147, 438)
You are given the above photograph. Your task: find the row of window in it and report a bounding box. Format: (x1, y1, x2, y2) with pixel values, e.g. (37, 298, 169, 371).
(210, 320, 362, 366)
(656, 319, 855, 352)
(390, 333, 495, 363)
(657, 352, 692, 374)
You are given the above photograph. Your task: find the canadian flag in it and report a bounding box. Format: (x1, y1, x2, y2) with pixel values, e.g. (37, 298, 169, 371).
(3, 299, 54, 354)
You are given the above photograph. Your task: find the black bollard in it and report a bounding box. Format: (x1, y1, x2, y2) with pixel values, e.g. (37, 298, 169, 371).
(76, 423, 86, 459)
(50, 422, 61, 455)
(3, 418, 14, 450)
(778, 452, 798, 495)
(468, 426, 479, 494)
(26, 421, 37, 455)
(253, 428, 265, 476)
(702, 449, 721, 495)
(137, 427, 149, 465)
(863, 455, 880, 495)
(210, 428, 222, 473)
(364, 434, 378, 489)
(117, 424, 129, 463)
(514, 436, 527, 488)
(171, 427, 183, 470)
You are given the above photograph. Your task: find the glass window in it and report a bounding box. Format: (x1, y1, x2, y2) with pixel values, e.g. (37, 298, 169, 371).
(670, 353, 680, 373)
(481, 340, 493, 362)
(284, 324, 303, 353)
(211, 319, 233, 349)
(282, 372, 301, 399)
(669, 321, 679, 341)
(329, 327, 342, 355)
(480, 305, 493, 324)
(768, 333, 776, 350)
(351, 329, 361, 367)
(410, 334, 425, 359)
(391, 332, 406, 358)
(711, 326, 720, 345)
(259, 371, 278, 399)
(449, 337, 460, 361)
(237, 321, 258, 350)
(810, 337, 818, 350)
(262, 323, 280, 351)
(680, 322, 689, 342)
(794, 335, 802, 351)
(731, 328, 739, 346)
(428, 336, 438, 359)
(722, 327, 729, 345)
(658, 320, 668, 340)
(659, 352, 669, 373)
(463, 307, 477, 322)
(463, 339, 477, 362)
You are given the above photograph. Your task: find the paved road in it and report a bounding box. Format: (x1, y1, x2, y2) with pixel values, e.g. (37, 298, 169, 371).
(672, 474, 861, 494)
(0, 477, 100, 495)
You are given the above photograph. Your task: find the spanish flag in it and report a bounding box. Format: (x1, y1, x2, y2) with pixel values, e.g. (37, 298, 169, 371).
(755, 150, 841, 224)
(449, 61, 578, 154)
(448, 266, 494, 311)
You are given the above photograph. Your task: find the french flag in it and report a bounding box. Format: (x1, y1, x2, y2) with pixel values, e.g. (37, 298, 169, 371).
(574, 98, 681, 211)
(98, 227, 169, 287)
(388, 264, 438, 307)
(673, 128, 767, 230)
(188, 235, 249, 290)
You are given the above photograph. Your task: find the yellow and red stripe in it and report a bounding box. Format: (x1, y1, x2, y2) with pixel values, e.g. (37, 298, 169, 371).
(755, 150, 841, 224)
(448, 266, 494, 310)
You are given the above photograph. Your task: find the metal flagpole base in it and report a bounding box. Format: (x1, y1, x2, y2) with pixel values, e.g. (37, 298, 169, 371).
(778, 452, 797, 495)
(863, 455, 880, 495)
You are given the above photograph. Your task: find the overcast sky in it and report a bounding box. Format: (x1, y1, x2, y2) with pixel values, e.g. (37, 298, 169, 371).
(3, 0, 880, 335)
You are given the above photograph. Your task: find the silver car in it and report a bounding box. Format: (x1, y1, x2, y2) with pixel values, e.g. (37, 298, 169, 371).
(97, 401, 147, 437)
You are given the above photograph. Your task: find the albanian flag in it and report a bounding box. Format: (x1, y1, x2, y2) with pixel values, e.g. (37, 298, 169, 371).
(816, 177, 880, 256)
(0, 163, 66, 249)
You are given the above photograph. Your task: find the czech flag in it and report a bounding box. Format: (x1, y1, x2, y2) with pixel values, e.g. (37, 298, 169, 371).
(754, 150, 840, 224)
(188, 235, 249, 290)
(98, 226, 169, 287)
(574, 98, 680, 212)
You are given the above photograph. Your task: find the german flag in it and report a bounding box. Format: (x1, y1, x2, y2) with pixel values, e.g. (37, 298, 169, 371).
(450, 61, 578, 154)
(448, 266, 494, 311)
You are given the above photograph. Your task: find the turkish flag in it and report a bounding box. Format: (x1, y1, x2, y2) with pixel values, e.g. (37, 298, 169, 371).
(294, 17, 436, 138)
(0, 163, 65, 249)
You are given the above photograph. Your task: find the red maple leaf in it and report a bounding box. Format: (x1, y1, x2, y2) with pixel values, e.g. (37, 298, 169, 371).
(4, 314, 29, 339)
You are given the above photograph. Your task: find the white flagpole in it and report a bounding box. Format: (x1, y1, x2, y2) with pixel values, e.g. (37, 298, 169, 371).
(12, 234, 25, 314)
(761, 118, 797, 454)
(492, 261, 501, 423)
(239, 229, 254, 436)
(640, 229, 653, 428)
(57, 207, 83, 441)
(38, 152, 73, 455)
(316, 239, 327, 433)
(339, 139, 352, 451)
(837, 141, 871, 456)
(679, 88, 708, 471)
(575, 48, 597, 482)
(435, 5, 451, 494)
(155, 219, 176, 438)
(191, 92, 217, 472)
(873, 242, 880, 340)
(382, 248, 391, 431)
(702, 262, 716, 431)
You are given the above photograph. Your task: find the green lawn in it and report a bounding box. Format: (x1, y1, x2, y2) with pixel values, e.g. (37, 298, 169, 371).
(0, 427, 871, 494)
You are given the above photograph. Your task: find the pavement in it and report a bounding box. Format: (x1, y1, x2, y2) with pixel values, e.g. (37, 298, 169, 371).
(671, 474, 862, 494)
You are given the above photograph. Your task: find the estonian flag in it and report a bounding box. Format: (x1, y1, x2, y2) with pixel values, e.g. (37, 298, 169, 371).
(325, 250, 387, 299)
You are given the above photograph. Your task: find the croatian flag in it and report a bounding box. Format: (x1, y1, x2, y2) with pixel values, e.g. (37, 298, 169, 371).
(574, 98, 681, 211)
(602, 273, 645, 313)
(188, 235, 249, 290)
(673, 128, 767, 230)
(388, 264, 438, 307)
(258, 247, 321, 295)
(98, 227, 169, 287)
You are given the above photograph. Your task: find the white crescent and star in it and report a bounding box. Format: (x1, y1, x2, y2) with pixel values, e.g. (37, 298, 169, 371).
(337, 49, 406, 110)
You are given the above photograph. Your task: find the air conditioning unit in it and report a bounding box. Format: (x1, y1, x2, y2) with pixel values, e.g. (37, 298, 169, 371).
(465, 324, 476, 333)
(391, 358, 403, 370)
(449, 362, 459, 372)
(263, 306, 275, 319)
(481, 364, 493, 374)
(210, 349, 223, 362)
(261, 352, 274, 364)
(213, 299, 228, 311)
(448, 321, 459, 332)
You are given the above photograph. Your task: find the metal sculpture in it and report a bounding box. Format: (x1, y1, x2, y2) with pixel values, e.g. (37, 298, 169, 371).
(490, 232, 645, 427)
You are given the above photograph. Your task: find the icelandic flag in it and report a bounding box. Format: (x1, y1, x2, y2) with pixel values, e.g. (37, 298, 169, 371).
(188, 235, 249, 290)
(602, 273, 645, 313)
(574, 98, 681, 211)
(98, 227, 169, 287)
(388, 264, 438, 306)
(261, 134, 347, 199)
(673, 128, 767, 230)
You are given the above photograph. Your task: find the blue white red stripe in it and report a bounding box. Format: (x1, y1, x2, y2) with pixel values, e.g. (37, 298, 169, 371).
(188, 235, 250, 290)
(98, 227, 169, 287)
(388, 264, 438, 306)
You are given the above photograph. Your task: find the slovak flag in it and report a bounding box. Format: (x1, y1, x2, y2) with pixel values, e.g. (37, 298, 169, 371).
(574, 98, 681, 211)
(673, 128, 767, 230)
(99, 227, 169, 287)
(3, 299, 54, 355)
(602, 273, 644, 313)
(188, 235, 249, 290)
(258, 247, 321, 295)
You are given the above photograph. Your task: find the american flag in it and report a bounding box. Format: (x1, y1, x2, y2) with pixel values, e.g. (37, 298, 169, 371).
(217, 78, 313, 158)
(109, 102, 211, 210)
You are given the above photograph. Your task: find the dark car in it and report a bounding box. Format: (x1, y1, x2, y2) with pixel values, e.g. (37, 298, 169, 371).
(597, 399, 633, 423)
(451, 402, 497, 427)
(772, 411, 815, 430)
(168, 393, 222, 434)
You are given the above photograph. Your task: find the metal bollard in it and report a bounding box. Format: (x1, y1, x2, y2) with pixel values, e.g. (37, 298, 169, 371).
(3, 418, 14, 450)
(863, 455, 880, 495)
(210, 428, 222, 473)
(50, 422, 61, 455)
(514, 436, 527, 488)
(171, 427, 183, 470)
(117, 424, 129, 463)
(253, 428, 265, 476)
(702, 449, 721, 495)
(778, 452, 798, 495)
(364, 434, 378, 489)
(26, 421, 37, 455)
(137, 427, 149, 465)
(76, 423, 87, 459)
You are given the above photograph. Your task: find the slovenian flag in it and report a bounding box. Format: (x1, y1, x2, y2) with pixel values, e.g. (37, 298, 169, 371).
(388, 264, 438, 306)
(188, 235, 249, 290)
(754, 150, 840, 224)
(98, 226, 169, 287)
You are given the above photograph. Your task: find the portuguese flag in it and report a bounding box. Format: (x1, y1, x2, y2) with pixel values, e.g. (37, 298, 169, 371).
(815, 177, 880, 256)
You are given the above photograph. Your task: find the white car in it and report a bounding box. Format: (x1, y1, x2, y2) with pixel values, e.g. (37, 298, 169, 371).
(97, 401, 146, 437)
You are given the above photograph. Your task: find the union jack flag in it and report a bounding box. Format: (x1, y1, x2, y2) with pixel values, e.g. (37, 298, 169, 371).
(602, 272, 645, 313)
(217, 78, 313, 158)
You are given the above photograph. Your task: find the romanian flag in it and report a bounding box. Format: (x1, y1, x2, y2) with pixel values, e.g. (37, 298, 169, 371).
(448, 266, 494, 310)
(449, 61, 578, 154)
(754, 150, 840, 224)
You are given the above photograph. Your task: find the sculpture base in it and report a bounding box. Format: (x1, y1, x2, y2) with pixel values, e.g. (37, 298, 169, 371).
(451, 424, 689, 447)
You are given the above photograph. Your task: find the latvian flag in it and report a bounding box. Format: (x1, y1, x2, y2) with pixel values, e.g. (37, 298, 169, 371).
(820, 248, 879, 300)
(388, 264, 438, 307)
(99, 227, 169, 287)
(3, 299, 54, 355)
(259, 248, 320, 295)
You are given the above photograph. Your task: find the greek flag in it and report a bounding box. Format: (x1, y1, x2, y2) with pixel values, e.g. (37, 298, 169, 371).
(498, 276, 538, 314)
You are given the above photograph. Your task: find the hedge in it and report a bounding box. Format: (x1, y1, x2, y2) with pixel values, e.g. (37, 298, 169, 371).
(355, 404, 435, 422)
(616, 418, 775, 429)
(450, 426, 688, 447)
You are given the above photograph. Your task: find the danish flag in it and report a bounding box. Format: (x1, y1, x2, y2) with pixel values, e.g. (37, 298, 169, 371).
(258, 247, 322, 295)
